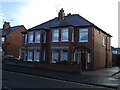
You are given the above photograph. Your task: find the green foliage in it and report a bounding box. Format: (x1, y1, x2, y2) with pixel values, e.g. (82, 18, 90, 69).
(56, 60, 69, 64)
(40, 60, 49, 64)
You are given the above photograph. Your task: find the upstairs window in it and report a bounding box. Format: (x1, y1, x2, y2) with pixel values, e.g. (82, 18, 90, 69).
(35, 31, 40, 43)
(52, 29, 59, 42)
(28, 32, 34, 43)
(24, 34, 27, 44)
(103, 36, 106, 46)
(72, 28, 74, 42)
(61, 28, 68, 42)
(79, 28, 88, 42)
(43, 32, 46, 43)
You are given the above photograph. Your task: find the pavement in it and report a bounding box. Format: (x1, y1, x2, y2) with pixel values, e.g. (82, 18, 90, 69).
(2, 64, 120, 89)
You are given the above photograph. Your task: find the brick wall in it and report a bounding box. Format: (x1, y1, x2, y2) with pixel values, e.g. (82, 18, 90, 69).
(5, 26, 26, 57)
(93, 27, 111, 69)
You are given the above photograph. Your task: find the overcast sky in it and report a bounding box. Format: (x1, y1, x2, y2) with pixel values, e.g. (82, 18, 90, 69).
(0, 0, 119, 47)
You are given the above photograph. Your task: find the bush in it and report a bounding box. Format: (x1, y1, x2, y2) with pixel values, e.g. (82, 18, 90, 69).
(56, 60, 69, 64)
(40, 60, 49, 64)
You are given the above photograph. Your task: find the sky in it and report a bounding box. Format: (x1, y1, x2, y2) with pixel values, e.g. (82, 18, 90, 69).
(0, 0, 119, 47)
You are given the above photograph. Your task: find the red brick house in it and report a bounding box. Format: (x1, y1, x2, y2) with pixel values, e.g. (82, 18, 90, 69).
(2, 21, 26, 58)
(21, 8, 112, 72)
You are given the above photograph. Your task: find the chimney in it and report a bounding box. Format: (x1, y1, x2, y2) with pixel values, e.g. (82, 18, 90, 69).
(3, 21, 11, 29)
(58, 8, 65, 20)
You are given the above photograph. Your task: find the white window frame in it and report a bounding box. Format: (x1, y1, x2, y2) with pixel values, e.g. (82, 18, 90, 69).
(103, 36, 106, 46)
(79, 28, 88, 42)
(87, 53, 91, 63)
(34, 50, 40, 62)
(43, 32, 46, 43)
(52, 29, 59, 42)
(61, 50, 68, 61)
(28, 32, 34, 43)
(35, 31, 40, 43)
(61, 28, 69, 42)
(52, 50, 58, 63)
(27, 50, 33, 61)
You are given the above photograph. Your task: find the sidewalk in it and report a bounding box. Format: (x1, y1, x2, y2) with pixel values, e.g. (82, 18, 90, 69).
(2, 64, 120, 89)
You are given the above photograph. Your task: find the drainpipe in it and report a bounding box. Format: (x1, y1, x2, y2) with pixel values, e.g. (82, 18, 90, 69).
(92, 27, 95, 70)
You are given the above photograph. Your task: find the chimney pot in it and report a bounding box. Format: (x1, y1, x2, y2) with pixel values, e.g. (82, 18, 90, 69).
(3, 21, 11, 29)
(58, 8, 65, 20)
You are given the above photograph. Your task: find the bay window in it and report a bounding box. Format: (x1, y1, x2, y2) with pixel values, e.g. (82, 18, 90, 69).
(52, 50, 58, 63)
(61, 50, 68, 61)
(28, 32, 34, 43)
(34, 50, 40, 62)
(61, 28, 68, 42)
(79, 28, 88, 42)
(52, 29, 59, 42)
(35, 31, 40, 43)
(27, 50, 33, 61)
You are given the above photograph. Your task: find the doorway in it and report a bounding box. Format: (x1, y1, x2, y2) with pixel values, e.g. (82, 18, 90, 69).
(81, 53, 87, 70)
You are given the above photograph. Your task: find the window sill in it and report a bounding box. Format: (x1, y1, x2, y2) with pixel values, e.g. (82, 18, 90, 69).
(61, 40, 69, 42)
(79, 41, 88, 43)
(52, 41, 59, 43)
(35, 42, 40, 43)
(102, 44, 106, 47)
(28, 42, 34, 44)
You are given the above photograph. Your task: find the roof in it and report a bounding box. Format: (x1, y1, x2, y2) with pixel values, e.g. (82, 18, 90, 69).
(2, 25, 24, 36)
(27, 14, 112, 37)
(28, 14, 93, 30)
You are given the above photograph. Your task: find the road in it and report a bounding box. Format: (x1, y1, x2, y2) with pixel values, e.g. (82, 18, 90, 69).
(2, 70, 114, 89)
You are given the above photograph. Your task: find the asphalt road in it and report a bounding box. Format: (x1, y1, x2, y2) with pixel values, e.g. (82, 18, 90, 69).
(2, 71, 114, 89)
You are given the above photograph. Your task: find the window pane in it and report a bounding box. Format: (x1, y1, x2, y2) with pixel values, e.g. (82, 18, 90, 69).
(52, 50, 58, 62)
(35, 31, 40, 43)
(28, 32, 34, 43)
(112, 50, 117, 54)
(61, 28, 68, 41)
(103, 37, 106, 46)
(72, 29, 74, 42)
(61, 50, 68, 61)
(2, 37, 5, 43)
(43, 32, 46, 43)
(79, 28, 88, 42)
(52, 29, 59, 42)
(24, 34, 27, 44)
(27, 50, 32, 61)
(34, 50, 40, 62)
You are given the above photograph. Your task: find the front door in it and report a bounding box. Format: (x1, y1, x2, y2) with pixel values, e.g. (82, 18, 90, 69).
(81, 53, 87, 70)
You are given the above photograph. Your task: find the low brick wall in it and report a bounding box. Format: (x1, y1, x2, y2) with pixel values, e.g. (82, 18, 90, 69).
(34, 63, 81, 73)
(112, 54, 120, 66)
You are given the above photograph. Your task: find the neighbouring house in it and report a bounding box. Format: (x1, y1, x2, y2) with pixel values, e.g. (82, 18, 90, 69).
(2, 21, 26, 58)
(111, 47, 120, 66)
(21, 8, 112, 73)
